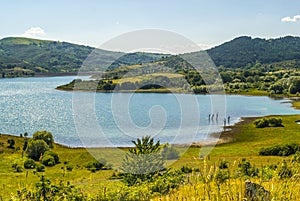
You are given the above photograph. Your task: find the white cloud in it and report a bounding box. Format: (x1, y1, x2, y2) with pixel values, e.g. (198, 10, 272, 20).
(281, 15, 300, 22)
(22, 27, 46, 38)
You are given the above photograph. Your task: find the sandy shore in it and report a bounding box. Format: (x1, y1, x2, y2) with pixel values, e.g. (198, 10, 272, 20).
(190, 116, 258, 147)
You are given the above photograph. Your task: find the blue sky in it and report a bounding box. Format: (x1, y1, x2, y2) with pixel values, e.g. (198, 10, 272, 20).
(1, 0, 300, 48)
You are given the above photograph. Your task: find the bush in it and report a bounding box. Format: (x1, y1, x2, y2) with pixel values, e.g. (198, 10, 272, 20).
(26, 139, 49, 161)
(12, 162, 23, 173)
(32, 130, 54, 148)
(254, 117, 283, 128)
(24, 158, 36, 169)
(268, 117, 283, 127)
(7, 138, 15, 149)
(237, 158, 258, 177)
(85, 158, 107, 172)
(215, 170, 230, 183)
(180, 165, 193, 173)
(12, 176, 86, 200)
(44, 151, 59, 164)
(254, 118, 269, 128)
(219, 159, 229, 169)
(259, 143, 300, 156)
(36, 163, 45, 172)
(42, 155, 56, 167)
(121, 136, 164, 186)
(66, 164, 73, 171)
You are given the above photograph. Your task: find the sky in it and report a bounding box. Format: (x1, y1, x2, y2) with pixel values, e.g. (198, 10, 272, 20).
(1, 0, 300, 49)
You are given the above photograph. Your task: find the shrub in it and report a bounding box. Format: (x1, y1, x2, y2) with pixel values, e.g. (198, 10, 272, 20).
(42, 155, 56, 167)
(254, 117, 283, 128)
(268, 117, 283, 127)
(85, 158, 107, 172)
(12, 176, 85, 200)
(254, 118, 269, 128)
(7, 138, 15, 149)
(12, 162, 23, 173)
(150, 170, 184, 195)
(36, 163, 45, 172)
(237, 158, 258, 177)
(66, 164, 73, 171)
(180, 165, 193, 173)
(26, 139, 49, 161)
(32, 130, 54, 148)
(259, 143, 300, 156)
(24, 158, 36, 169)
(215, 170, 230, 183)
(44, 151, 59, 164)
(219, 159, 229, 169)
(121, 136, 164, 186)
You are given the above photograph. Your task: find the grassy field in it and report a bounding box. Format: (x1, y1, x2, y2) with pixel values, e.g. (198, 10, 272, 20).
(0, 111, 300, 199)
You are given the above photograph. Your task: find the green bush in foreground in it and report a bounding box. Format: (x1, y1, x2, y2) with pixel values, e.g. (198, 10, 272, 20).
(259, 143, 300, 156)
(254, 117, 283, 128)
(121, 136, 165, 186)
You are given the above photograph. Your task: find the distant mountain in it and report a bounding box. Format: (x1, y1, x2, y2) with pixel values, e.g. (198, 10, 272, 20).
(207, 36, 300, 68)
(0, 37, 93, 75)
(0, 37, 166, 78)
(1, 35, 300, 78)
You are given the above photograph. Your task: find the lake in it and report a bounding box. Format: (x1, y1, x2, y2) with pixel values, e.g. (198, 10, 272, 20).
(0, 76, 299, 147)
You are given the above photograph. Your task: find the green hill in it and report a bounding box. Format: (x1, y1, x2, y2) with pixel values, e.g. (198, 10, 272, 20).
(1, 35, 300, 78)
(0, 37, 166, 78)
(207, 36, 300, 68)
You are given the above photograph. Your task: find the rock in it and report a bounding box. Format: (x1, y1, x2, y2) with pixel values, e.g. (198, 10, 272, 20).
(244, 180, 270, 201)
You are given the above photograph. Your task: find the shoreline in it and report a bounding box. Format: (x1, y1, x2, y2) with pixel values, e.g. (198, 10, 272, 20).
(0, 115, 296, 149)
(191, 117, 257, 147)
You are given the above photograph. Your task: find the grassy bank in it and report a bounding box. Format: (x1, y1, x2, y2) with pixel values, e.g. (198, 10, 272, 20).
(0, 113, 300, 199)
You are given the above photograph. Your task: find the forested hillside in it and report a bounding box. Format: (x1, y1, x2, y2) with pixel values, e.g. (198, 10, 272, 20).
(0, 37, 166, 77)
(207, 36, 300, 68)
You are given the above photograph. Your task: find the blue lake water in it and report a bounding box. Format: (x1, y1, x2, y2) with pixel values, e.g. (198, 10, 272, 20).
(0, 76, 299, 147)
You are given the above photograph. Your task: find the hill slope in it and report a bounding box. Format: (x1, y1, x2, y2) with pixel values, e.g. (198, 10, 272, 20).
(1, 35, 300, 78)
(0, 37, 166, 77)
(207, 36, 300, 68)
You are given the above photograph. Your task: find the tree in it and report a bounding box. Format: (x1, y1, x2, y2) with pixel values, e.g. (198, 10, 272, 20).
(33, 131, 54, 148)
(26, 140, 49, 161)
(289, 79, 300, 94)
(121, 136, 165, 186)
(7, 138, 15, 149)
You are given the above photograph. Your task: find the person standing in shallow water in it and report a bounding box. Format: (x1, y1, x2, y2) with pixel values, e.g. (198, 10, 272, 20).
(228, 116, 231, 125)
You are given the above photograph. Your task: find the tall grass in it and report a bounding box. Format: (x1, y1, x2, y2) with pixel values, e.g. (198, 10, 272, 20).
(153, 157, 300, 201)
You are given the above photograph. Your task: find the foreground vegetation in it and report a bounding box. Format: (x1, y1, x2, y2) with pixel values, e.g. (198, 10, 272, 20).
(0, 112, 299, 200)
